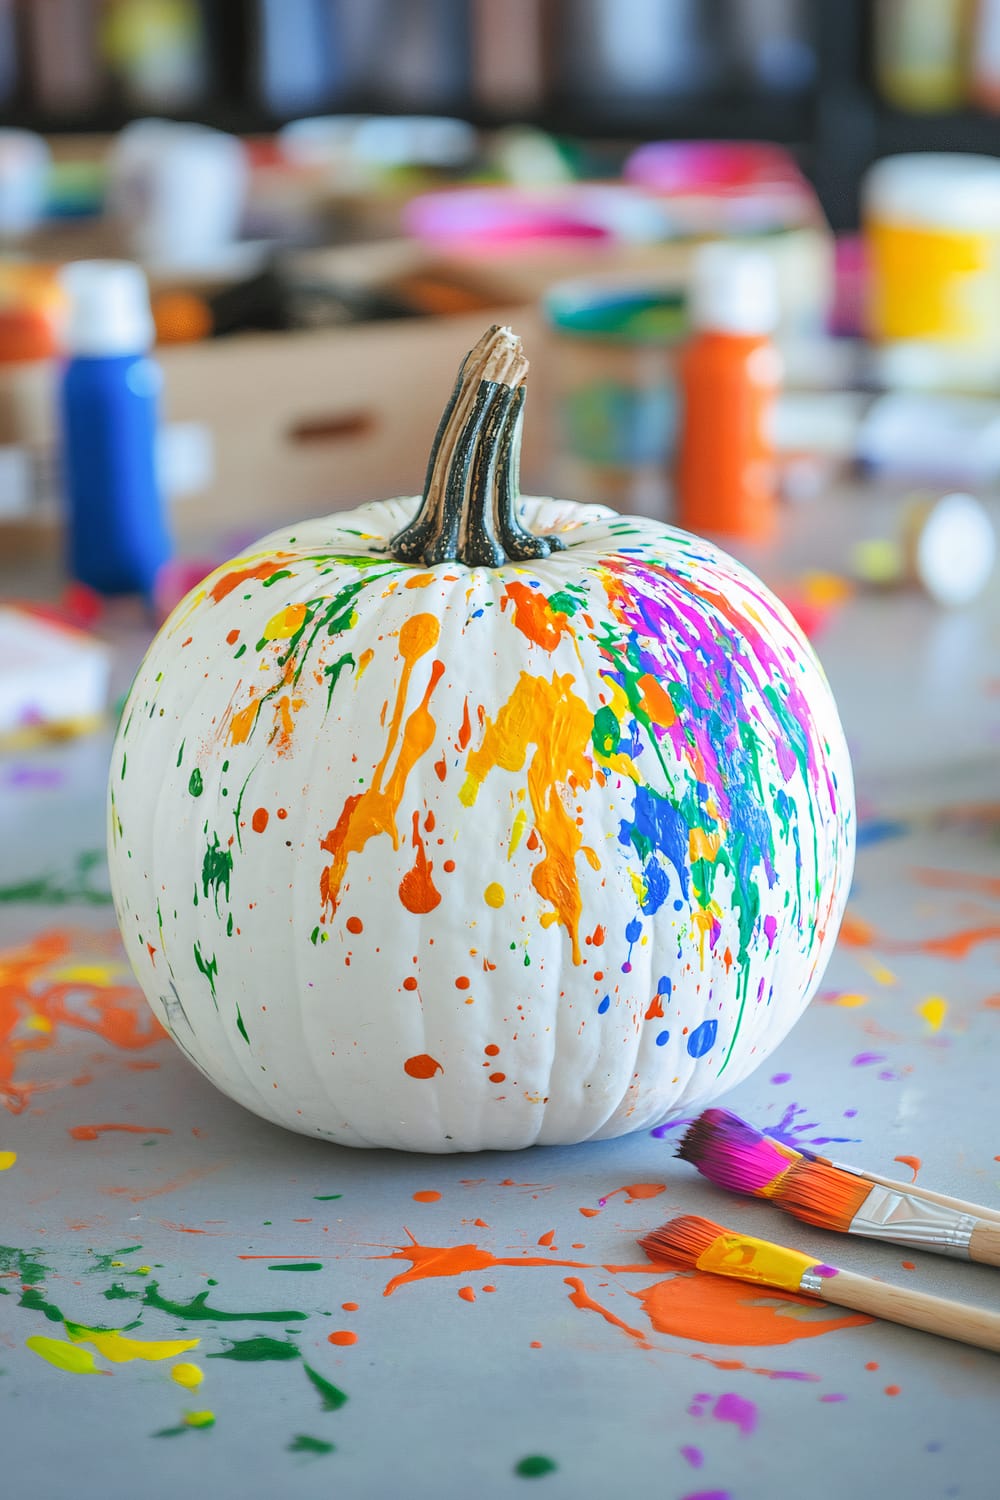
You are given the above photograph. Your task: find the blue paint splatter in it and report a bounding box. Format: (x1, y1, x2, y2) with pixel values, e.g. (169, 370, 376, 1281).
(686, 1019, 717, 1058)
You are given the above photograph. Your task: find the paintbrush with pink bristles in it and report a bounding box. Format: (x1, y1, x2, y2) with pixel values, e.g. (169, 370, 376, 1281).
(675, 1108, 1000, 1267)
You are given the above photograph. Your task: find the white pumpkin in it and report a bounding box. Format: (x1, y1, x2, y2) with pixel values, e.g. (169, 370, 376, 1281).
(108, 327, 854, 1152)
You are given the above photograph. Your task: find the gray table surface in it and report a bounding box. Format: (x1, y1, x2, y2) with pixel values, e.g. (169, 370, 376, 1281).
(2, 490, 999, 1500)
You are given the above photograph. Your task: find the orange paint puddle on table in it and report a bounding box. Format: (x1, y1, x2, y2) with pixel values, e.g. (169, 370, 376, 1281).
(375, 1229, 649, 1296)
(893, 1155, 921, 1183)
(320, 615, 444, 917)
(634, 1267, 871, 1347)
(157, 1220, 223, 1235)
(69, 1123, 171, 1142)
(1, 930, 165, 1114)
(327, 1330, 357, 1346)
(458, 1286, 476, 1302)
(564, 1277, 652, 1348)
(413, 1190, 442, 1203)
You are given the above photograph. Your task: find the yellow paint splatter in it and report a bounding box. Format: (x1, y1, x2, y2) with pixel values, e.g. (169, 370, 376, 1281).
(171, 1362, 204, 1390)
(65, 1323, 199, 1364)
(50, 963, 123, 985)
(26, 1336, 105, 1374)
(860, 956, 897, 987)
(461, 671, 596, 964)
(508, 807, 528, 858)
(917, 995, 948, 1032)
(0, 1150, 16, 1170)
(262, 603, 307, 641)
(184, 1410, 215, 1429)
(484, 883, 505, 909)
(832, 992, 868, 1008)
(25, 1014, 52, 1033)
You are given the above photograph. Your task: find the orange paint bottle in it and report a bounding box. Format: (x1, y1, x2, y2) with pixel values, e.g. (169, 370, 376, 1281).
(676, 244, 781, 540)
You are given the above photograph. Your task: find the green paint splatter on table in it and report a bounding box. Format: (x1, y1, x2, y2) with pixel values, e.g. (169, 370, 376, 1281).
(313, 1195, 342, 1202)
(288, 1434, 335, 1455)
(268, 1262, 322, 1272)
(0, 850, 110, 905)
(208, 1336, 301, 1362)
(141, 1282, 308, 1323)
(303, 1362, 348, 1412)
(515, 1456, 558, 1478)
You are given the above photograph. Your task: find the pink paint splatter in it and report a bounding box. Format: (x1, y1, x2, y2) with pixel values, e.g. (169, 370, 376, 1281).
(680, 1445, 704, 1468)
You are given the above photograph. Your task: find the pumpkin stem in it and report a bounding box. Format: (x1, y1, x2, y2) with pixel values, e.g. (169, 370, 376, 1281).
(388, 325, 564, 568)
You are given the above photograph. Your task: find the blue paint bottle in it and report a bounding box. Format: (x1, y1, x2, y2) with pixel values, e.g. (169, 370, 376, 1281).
(58, 260, 171, 596)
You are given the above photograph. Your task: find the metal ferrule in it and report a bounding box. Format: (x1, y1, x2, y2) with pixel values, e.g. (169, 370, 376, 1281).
(846, 1184, 975, 1257)
(799, 1269, 827, 1294)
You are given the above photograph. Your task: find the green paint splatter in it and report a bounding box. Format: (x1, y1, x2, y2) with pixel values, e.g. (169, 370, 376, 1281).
(208, 1336, 301, 1362)
(142, 1283, 308, 1323)
(591, 705, 620, 758)
(202, 835, 233, 912)
(515, 1456, 558, 1478)
(235, 1005, 250, 1045)
(323, 652, 355, 713)
(313, 1195, 341, 1202)
(193, 942, 218, 1001)
(288, 1435, 335, 1455)
(268, 1263, 322, 1272)
(188, 768, 203, 798)
(18, 1286, 65, 1323)
(303, 1362, 348, 1411)
(176, 740, 185, 767)
(0, 1246, 49, 1284)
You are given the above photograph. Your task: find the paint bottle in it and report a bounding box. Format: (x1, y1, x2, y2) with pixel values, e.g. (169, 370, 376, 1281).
(676, 243, 781, 541)
(58, 260, 171, 596)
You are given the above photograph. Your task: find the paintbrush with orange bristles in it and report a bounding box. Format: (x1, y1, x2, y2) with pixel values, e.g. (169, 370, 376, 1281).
(676, 1109, 1000, 1265)
(639, 1215, 1000, 1353)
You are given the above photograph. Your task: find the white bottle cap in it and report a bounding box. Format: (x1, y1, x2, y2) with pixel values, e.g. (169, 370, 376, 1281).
(58, 260, 155, 357)
(690, 241, 779, 336)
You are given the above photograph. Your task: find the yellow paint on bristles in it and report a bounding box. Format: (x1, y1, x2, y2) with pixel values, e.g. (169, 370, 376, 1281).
(644, 1215, 822, 1292)
(918, 995, 948, 1032)
(65, 1323, 199, 1364)
(26, 1336, 105, 1374)
(171, 1362, 204, 1390)
(184, 1410, 215, 1429)
(0, 1150, 16, 1171)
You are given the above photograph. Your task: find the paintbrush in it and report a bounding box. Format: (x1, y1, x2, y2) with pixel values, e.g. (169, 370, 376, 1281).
(639, 1215, 1000, 1354)
(677, 1108, 1000, 1258)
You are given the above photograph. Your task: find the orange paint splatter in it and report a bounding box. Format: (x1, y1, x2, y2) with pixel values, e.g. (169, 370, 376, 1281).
(455, 976, 470, 990)
(504, 581, 574, 653)
(377, 1231, 615, 1296)
(208, 556, 291, 602)
(538, 1231, 555, 1247)
(413, 1190, 441, 1203)
(0, 930, 165, 1114)
(328, 1330, 357, 1346)
(69, 1123, 171, 1142)
(565, 1277, 652, 1347)
(345, 916, 364, 936)
(458, 698, 472, 749)
(530, 1341, 542, 1348)
(894, 925, 1000, 960)
(402, 977, 418, 992)
(398, 810, 442, 915)
(913, 866, 1000, 899)
(460, 672, 597, 963)
(458, 1286, 475, 1302)
(320, 615, 444, 917)
(893, 1155, 921, 1183)
(598, 1183, 667, 1206)
(579, 1207, 601, 1218)
(645, 994, 664, 1019)
(342, 1302, 358, 1311)
(885, 1384, 901, 1396)
(403, 1054, 443, 1080)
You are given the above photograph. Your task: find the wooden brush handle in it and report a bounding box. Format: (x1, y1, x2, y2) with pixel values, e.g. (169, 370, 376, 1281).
(860, 1171, 1000, 1227)
(969, 1222, 1000, 1267)
(819, 1269, 1000, 1353)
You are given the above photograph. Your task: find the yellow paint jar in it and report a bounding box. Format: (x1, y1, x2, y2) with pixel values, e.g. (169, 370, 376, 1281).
(865, 155, 1000, 374)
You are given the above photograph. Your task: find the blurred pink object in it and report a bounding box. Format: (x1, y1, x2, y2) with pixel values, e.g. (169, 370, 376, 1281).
(402, 185, 668, 252)
(829, 233, 868, 339)
(153, 556, 219, 622)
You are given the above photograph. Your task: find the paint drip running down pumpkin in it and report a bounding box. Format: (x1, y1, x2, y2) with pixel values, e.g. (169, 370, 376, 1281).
(108, 326, 854, 1152)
